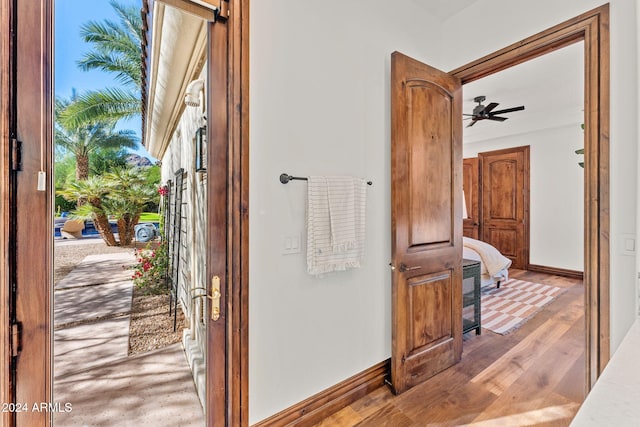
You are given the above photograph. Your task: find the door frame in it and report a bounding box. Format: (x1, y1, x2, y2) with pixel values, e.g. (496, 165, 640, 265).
(0, 0, 13, 425)
(450, 4, 609, 387)
(204, 0, 250, 423)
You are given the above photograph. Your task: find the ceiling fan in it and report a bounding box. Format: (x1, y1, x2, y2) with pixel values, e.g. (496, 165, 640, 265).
(464, 96, 525, 127)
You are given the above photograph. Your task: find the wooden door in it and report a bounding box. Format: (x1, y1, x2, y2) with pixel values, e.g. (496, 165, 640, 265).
(479, 146, 529, 269)
(463, 157, 479, 239)
(390, 52, 463, 395)
(4, 1, 54, 425)
(205, 1, 249, 424)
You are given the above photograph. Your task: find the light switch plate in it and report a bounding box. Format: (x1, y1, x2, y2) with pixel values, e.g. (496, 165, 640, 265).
(620, 233, 636, 256)
(282, 234, 301, 255)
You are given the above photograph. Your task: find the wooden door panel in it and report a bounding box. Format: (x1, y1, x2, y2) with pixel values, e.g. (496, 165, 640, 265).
(479, 146, 529, 269)
(391, 51, 462, 395)
(408, 272, 452, 350)
(462, 158, 479, 239)
(484, 227, 518, 260)
(487, 160, 518, 220)
(408, 83, 452, 246)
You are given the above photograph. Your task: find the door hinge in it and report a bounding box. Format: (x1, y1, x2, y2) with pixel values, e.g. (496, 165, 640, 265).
(213, 0, 229, 21)
(11, 138, 22, 171)
(11, 322, 22, 357)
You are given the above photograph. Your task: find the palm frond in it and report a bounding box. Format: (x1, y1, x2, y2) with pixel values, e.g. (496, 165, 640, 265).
(77, 52, 141, 87)
(77, 1, 142, 87)
(58, 88, 140, 128)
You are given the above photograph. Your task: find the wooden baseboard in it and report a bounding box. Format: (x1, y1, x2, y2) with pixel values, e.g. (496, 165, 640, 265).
(252, 359, 390, 427)
(527, 264, 584, 280)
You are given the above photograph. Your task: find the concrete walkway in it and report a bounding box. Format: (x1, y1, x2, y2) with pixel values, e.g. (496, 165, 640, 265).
(53, 249, 204, 426)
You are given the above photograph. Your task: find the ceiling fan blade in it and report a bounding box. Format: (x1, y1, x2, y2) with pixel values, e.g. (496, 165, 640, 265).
(490, 106, 525, 115)
(486, 116, 508, 122)
(482, 102, 499, 114)
(466, 119, 479, 127)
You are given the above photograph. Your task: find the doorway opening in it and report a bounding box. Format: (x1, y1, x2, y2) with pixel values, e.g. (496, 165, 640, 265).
(387, 5, 607, 426)
(459, 41, 587, 416)
(450, 5, 610, 387)
(52, 1, 205, 425)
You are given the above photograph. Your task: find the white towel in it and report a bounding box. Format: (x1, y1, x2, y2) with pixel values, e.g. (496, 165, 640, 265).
(307, 176, 367, 276)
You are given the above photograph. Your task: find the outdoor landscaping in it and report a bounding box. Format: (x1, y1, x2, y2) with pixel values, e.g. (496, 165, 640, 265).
(54, 241, 187, 356)
(53, 0, 184, 355)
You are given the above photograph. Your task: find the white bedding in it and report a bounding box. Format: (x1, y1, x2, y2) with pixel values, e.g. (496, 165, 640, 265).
(463, 237, 512, 287)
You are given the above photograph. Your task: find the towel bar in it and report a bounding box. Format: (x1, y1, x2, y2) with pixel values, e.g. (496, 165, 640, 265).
(279, 173, 372, 186)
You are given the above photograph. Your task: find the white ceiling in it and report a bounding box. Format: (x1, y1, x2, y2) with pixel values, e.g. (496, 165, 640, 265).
(411, 0, 480, 20)
(462, 42, 584, 144)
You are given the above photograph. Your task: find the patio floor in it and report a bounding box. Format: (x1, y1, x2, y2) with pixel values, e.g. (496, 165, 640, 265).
(53, 245, 204, 426)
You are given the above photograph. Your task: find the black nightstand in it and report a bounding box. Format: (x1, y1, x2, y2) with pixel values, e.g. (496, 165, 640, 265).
(462, 258, 481, 335)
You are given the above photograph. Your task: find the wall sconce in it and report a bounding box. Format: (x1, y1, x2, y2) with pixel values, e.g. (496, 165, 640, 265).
(185, 79, 205, 107)
(195, 126, 207, 172)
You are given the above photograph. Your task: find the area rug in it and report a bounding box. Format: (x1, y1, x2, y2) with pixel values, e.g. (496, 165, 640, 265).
(480, 279, 567, 335)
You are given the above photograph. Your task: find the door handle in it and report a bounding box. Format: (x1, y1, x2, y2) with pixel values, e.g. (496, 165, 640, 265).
(399, 263, 421, 273)
(207, 276, 222, 321)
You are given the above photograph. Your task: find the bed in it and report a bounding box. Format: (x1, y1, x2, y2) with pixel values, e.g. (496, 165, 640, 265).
(462, 236, 512, 288)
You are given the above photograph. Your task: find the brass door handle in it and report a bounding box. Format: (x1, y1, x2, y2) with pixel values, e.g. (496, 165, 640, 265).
(389, 263, 422, 272)
(207, 276, 221, 321)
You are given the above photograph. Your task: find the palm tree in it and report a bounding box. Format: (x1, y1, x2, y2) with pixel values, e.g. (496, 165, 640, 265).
(55, 97, 138, 181)
(58, 0, 142, 127)
(104, 167, 159, 246)
(58, 177, 118, 246)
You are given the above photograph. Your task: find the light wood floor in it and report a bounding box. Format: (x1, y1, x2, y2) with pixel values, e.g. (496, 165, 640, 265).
(315, 270, 585, 427)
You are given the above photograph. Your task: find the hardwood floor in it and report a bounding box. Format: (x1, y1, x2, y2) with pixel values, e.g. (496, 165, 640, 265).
(314, 270, 585, 427)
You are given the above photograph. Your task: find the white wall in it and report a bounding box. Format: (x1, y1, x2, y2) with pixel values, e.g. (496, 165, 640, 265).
(464, 125, 584, 271)
(249, 0, 444, 422)
(159, 79, 208, 403)
(442, 0, 639, 362)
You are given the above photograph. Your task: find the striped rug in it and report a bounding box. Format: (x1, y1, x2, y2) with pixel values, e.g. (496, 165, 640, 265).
(481, 279, 567, 335)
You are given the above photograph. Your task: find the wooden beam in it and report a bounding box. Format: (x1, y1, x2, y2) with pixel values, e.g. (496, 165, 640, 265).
(156, 0, 216, 21)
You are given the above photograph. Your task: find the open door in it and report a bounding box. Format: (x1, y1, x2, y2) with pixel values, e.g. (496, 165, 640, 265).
(4, 1, 54, 425)
(390, 52, 463, 394)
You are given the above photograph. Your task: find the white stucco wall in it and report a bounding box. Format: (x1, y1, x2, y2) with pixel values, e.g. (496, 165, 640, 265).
(159, 66, 208, 384)
(463, 124, 585, 271)
(441, 0, 639, 363)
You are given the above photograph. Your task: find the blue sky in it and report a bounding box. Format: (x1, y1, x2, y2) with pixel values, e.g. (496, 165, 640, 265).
(55, 0, 155, 160)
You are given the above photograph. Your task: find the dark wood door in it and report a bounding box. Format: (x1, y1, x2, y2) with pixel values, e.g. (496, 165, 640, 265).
(463, 157, 479, 239)
(6, 1, 54, 425)
(390, 52, 463, 394)
(479, 146, 530, 269)
(206, 16, 230, 426)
